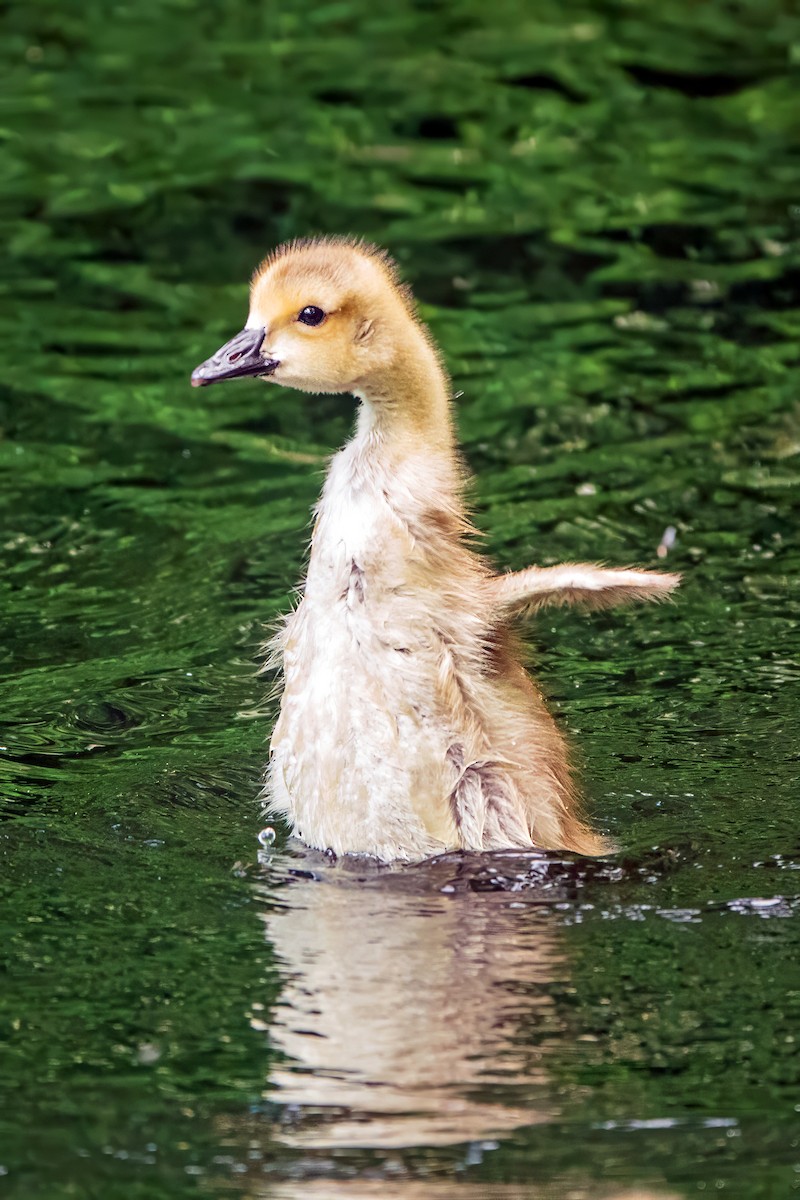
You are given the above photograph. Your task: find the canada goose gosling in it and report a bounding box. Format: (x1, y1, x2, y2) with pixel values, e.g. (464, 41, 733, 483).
(192, 237, 680, 862)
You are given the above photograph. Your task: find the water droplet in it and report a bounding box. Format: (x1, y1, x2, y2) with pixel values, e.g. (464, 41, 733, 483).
(258, 827, 276, 847)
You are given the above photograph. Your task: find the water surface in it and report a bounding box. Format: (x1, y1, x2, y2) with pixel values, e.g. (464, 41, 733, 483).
(2, 1, 799, 1196)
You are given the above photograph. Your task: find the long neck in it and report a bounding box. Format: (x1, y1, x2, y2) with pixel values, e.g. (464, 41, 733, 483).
(313, 320, 470, 573)
(354, 320, 456, 461)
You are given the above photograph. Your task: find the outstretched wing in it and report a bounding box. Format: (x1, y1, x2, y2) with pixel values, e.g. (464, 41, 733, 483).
(492, 563, 681, 617)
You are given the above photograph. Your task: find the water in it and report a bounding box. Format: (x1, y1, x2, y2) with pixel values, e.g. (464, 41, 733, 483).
(2, 0, 799, 1196)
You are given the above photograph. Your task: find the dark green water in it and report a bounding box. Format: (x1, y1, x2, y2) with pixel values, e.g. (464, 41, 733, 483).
(2, 1, 799, 1196)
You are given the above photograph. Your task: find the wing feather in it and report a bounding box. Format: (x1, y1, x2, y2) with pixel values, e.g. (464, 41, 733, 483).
(492, 563, 681, 617)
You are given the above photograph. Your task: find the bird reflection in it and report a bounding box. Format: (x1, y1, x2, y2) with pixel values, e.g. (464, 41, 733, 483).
(236, 848, 681, 1200)
(254, 849, 569, 1150)
(264, 1186, 681, 1200)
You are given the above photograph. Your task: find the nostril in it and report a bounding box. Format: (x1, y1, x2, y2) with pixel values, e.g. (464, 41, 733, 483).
(228, 350, 243, 363)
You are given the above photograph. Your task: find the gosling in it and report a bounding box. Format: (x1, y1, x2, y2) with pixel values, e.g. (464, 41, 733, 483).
(192, 237, 679, 862)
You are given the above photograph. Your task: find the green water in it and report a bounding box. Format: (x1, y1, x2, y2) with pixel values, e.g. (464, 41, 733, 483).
(2, 1, 799, 1196)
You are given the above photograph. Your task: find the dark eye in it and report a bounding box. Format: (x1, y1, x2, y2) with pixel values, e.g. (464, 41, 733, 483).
(297, 305, 326, 327)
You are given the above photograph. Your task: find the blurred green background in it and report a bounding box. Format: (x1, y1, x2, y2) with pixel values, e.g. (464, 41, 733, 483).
(1, 1, 799, 1197)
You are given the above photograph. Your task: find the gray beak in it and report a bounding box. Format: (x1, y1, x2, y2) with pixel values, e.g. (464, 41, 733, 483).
(190, 327, 278, 387)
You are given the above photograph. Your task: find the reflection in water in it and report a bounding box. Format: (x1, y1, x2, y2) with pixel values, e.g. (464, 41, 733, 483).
(265, 1187, 681, 1200)
(255, 849, 567, 1150)
(242, 849, 684, 1200)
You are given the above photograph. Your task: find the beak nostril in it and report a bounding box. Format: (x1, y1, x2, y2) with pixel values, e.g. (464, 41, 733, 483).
(191, 326, 273, 386)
